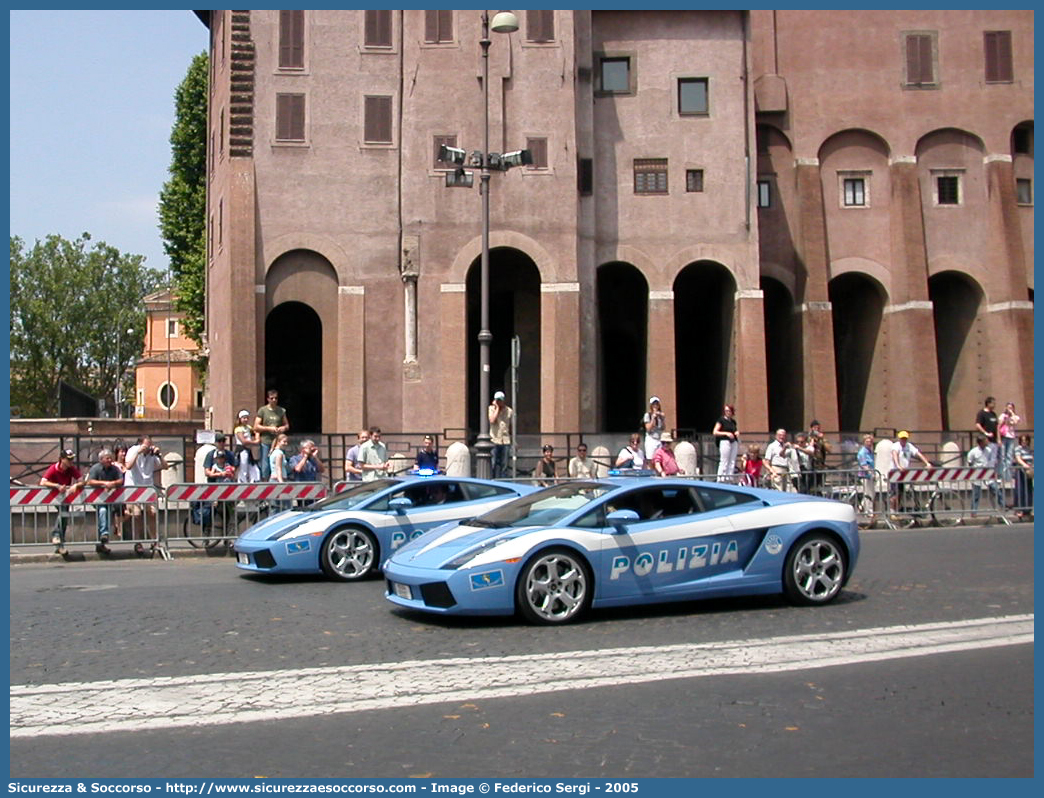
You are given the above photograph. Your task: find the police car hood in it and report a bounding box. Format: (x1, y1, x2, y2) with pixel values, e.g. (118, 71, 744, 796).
(391, 520, 546, 566)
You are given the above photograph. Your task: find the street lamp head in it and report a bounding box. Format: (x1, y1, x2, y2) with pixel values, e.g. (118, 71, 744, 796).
(501, 149, 533, 169)
(445, 167, 474, 188)
(438, 144, 467, 165)
(490, 10, 519, 34)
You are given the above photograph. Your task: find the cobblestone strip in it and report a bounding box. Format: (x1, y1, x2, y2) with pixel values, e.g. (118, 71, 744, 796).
(10, 615, 1032, 738)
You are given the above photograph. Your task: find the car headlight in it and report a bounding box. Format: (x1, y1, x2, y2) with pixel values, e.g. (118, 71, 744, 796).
(443, 539, 513, 569)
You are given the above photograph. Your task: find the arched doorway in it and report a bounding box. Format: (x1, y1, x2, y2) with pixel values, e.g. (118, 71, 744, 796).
(829, 273, 886, 431)
(597, 262, 648, 432)
(929, 272, 983, 429)
(673, 262, 736, 432)
(466, 248, 541, 436)
(265, 301, 322, 434)
(762, 276, 802, 431)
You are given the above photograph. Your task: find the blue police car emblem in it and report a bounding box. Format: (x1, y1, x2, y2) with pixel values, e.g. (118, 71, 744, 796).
(764, 534, 783, 555)
(470, 570, 504, 590)
(286, 540, 311, 555)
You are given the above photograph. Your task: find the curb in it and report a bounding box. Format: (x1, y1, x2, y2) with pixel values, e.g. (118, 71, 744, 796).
(9, 545, 237, 565)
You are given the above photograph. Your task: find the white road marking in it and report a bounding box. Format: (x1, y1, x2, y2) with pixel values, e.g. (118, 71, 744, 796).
(10, 614, 1032, 738)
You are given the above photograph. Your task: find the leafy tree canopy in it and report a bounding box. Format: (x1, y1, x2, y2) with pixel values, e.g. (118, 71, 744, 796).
(10, 233, 164, 417)
(158, 51, 208, 349)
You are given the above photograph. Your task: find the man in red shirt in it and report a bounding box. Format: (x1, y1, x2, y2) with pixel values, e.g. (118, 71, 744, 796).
(40, 448, 85, 555)
(652, 433, 683, 477)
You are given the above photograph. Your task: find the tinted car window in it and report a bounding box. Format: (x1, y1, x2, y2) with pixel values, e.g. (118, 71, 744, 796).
(463, 482, 518, 501)
(370, 481, 466, 511)
(605, 486, 699, 522)
(695, 486, 759, 511)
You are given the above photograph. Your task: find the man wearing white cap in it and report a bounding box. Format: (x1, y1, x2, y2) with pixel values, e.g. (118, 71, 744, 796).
(488, 390, 513, 478)
(643, 396, 666, 459)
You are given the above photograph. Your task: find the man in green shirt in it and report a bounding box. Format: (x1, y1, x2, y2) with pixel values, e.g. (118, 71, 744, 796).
(254, 389, 290, 480)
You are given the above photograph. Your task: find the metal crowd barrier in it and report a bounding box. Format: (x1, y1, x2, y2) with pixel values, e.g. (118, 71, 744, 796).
(9, 484, 164, 556)
(163, 482, 327, 553)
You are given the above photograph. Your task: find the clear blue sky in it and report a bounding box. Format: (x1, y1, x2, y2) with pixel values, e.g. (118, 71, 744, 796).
(9, 10, 209, 275)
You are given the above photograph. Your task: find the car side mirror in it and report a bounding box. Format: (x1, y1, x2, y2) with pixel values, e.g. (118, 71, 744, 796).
(607, 508, 640, 531)
(389, 497, 413, 512)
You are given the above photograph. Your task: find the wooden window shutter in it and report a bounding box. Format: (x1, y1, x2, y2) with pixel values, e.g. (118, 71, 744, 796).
(905, 34, 933, 85)
(526, 137, 547, 169)
(279, 10, 304, 68)
(527, 10, 553, 42)
(365, 10, 392, 47)
(425, 10, 452, 43)
(276, 94, 305, 141)
(984, 31, 1013, 82)
(365, 96, 393, 143)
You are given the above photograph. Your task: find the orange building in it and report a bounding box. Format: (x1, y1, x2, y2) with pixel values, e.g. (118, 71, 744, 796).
(133, 290, 205, 423)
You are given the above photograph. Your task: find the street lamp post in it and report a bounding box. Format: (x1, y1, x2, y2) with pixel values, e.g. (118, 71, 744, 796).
(116, 327, 133, 418)
(473, 9, 519, 479)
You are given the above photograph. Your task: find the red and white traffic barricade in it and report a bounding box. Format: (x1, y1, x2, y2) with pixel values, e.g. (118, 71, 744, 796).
(165, 481, 328, 504)
(9, 485, 160, 506)
(889, 467, 995, 484)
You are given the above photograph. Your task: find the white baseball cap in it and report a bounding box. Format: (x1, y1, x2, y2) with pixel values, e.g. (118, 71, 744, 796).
(493, 391, 506, 400)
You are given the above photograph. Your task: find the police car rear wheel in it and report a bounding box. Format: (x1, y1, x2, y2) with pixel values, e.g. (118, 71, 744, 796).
(516, 548, 592, 625)
(321, 526, 378, 581)
(783, 533, 846, 605)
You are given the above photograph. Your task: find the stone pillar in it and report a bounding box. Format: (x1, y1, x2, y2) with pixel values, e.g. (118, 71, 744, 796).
(540, 283, 582, 433)
(439, 284, 468, 434)
(981, 156, 1034, 424)
(734, 289, 769, 432)
(885, 158, 943, 430)
(794, 159, 839, 429)
(646, 291, 677, 431)
(337, 286, 366, 433)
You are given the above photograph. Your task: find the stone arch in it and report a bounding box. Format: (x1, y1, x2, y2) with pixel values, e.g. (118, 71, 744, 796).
(829, 272, 888, 431)
(448, 230, 556, 285)
(597, 262, 649, 432)
(673, 261, 737, 432)
(264, 234, 353, 285)
(928, 270, 986, 429)
(265, 250, 340, 433)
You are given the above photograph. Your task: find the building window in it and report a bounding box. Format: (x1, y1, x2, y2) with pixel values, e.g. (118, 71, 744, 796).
(932, 172, 962, 206)
(685, 169, 704, 193)
(757, 179, 772, 208)
(678, 78, 709, 115)
(364, 10, 392, 48)
(526, 10, 554, 43)
(1016, 178, 1032, 205)
(219, 108, 225, 154)
(424, 10, 452, 43)
(903, 31, 938, 88)
(195, 389, 205, 409)
(364, 96, 393, 144)
(526, 137, 548, 169)
(275, 93, 306, 141)
(166, 318, 179, 338)
(839, 172, 870, 207)
(634, 158, 668, 194)
(1013, 124, 1033, 156)
(597, 54, 633, 95)
(279, 10, 305, 69)
(578, 158, 593, 195)
(984, 31, 1013, 83)
(158, 383, 178, 411)
(433, 135, 457, 169)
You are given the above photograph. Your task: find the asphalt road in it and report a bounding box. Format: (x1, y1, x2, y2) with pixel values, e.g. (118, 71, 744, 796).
(9, 524, 1034, 778)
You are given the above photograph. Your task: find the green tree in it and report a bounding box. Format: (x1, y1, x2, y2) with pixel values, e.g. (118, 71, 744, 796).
(158, 51, 208, 349)
(10, 233, 165, 417)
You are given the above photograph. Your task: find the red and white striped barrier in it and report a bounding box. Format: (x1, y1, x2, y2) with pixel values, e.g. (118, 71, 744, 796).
(165, 482, 327, 503)
(9, 486, 159, 506)
(889, 467, 995, 483)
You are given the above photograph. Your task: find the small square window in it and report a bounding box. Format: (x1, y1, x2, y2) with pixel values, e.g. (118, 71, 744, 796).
(166, 318, 178, 338)
(678, 78, 709, 115)
(1016, 178, 1032, 205)
(843, 177, 867, 207)
(634, 158, 668, 194)
(276, 93, 306, 141)
(433, 135, 457, 169)
(577, 158, 593, 195)
(903, 31, 938, 88)
(424, 10, 453, 44)
(685, 169, 704, 193)
(364, 95, 393, 144)
(936, 174, 960, 205)
(364, 10, 392, 48)
(757, 180, 772, 208)
(984, 30, 1013, 83)
(526, 137, 548, 169)
(598, 56, 631, 94)
(526, 10, 554, 43)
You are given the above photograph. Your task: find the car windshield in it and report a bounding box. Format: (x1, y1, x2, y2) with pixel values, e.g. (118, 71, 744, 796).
(300, 479, 401, 512)
(465, 482, 611, 528)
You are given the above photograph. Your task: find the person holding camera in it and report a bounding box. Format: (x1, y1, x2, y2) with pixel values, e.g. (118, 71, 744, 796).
(764, 429, 796, 492)
(643, 396, 666, 460)
(123, 435, 171, 552)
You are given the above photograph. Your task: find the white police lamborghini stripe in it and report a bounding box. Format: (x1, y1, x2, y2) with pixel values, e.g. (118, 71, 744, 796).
(9, 615, 1031, 738)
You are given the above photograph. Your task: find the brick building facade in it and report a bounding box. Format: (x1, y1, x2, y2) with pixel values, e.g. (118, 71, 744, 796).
(196, 9, 1033, 437)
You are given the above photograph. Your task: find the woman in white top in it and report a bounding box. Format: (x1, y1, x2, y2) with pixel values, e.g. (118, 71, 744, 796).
(615, 433, 645, 470)
(642, 397, 666, 460)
